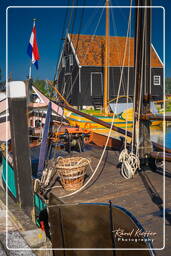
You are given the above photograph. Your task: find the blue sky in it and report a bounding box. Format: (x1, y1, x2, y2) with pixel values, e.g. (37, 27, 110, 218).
(0, 0, 171, 81)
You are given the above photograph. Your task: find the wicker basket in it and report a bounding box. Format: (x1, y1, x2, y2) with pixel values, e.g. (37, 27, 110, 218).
(56, 157, 90, 191)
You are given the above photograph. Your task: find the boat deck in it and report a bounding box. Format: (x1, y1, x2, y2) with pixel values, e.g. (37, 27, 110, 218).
(50, 147, 171, 255)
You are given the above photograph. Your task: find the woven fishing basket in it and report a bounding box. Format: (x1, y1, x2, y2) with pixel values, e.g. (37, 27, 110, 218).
(56, 157, 90, 191)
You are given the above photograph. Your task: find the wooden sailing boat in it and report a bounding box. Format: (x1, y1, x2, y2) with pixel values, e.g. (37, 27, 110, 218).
(57, 0, 162, 131)
(45, 2, 169, 252)
(2, 1, 171, 253)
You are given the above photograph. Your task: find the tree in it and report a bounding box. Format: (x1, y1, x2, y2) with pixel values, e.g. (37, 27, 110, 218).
(33, 79, 54, 98)
(33, 79, 46, 94)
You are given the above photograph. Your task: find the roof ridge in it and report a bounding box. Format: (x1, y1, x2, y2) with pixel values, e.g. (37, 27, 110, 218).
(69, 33, 163, 68)
(69, 33, 134, 39)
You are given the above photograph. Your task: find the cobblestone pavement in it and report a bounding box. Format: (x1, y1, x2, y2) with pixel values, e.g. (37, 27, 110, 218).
(0, 205, 36, 255)
(0, 165, 51, 256)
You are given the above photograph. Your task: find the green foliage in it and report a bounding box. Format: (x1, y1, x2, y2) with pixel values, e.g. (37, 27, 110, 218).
(33, 79, 54, 98)
(33, 80, 46, 93)
(166, 101, 171, 112)
(82, 109, 101, 114)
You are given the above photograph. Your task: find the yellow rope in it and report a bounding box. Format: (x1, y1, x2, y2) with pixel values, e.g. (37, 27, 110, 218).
(47, 80, 72, 107)
(108, 95, 132, 104)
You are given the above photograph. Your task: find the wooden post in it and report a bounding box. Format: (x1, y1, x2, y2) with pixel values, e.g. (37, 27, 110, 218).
(133, 0, 152, 159)
(8, 81, 33, 216)
(25, 78, 33, 104)
(139, 0, 153, 158)
(103, 0, 109, 115)
(133, 0, 144, 150)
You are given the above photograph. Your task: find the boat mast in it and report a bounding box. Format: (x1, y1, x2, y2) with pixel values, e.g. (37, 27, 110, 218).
(139, 0, 153, 158)
(133, 0, 143, 148)
(103, 0, 109, 115)
(133, 0, 153, 158)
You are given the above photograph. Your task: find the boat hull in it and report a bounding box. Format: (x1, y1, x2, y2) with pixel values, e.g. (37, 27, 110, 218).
(65, 109, 162, 132)
(1, 153, 46, 225)
(49, 202, 155, 253)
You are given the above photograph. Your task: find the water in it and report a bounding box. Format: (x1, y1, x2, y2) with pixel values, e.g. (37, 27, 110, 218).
(151, 125, 171, 148)
(104, 124, 171, 149)
(165, 126, 171, 148)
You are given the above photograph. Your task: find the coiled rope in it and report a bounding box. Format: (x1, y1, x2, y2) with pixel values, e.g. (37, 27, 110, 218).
(117, 0, 141, 179)
(119, 149, 140, 179)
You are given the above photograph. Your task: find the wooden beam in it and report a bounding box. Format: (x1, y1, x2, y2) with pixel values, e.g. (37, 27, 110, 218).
(47, 82, 171, 154)
(64, 104, 132, 137)
(139, 0, 153, 157)
(103, 0, 109, 115)
(133, 0, 144, 148)
(8, 81, 33, 217)
(134, 0, 153, 158)
(141, 114, 171, 121)
(150, 152, 171, 162)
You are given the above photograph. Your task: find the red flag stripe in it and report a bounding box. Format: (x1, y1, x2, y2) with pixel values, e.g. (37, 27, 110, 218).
(33, 26, 40, 61)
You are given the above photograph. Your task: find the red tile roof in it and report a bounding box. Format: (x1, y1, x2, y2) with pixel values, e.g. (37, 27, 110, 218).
(70, 34, 163, 68)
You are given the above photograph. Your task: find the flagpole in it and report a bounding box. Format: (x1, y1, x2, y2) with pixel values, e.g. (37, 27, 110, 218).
(28, 18, 36, 80)
(29, 62, 32, 79)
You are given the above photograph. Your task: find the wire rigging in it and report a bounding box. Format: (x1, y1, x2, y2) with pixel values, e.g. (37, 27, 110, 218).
(55, 2, 105, 102)
(65, 5, 105, 100)
(63, 0, 86, 101)
(67, 0, 76, 35)
(58, 1, 135, 198)
(115, 1, 141, 179)
(75, 0, 86, 52)
(54, 0, 71, 82)
(110, 1, 127, 96)
(124, 0, 132, 149)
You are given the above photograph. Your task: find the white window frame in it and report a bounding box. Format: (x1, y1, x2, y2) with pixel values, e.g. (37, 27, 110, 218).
(62, 56, 66, 68)
(153, 75, 161, 86)
(70, 76, 73, 95)
(90, 72, 103, 96)
(69, 54, 73, 66)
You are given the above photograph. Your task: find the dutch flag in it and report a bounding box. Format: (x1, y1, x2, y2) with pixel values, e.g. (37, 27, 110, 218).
(27, 21, 40, 69)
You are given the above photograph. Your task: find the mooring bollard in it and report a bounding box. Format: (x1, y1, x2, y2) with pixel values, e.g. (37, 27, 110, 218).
(8, 81, 33, 217)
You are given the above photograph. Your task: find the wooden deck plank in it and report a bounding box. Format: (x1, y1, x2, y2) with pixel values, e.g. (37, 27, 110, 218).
(50, 148, 171, 254)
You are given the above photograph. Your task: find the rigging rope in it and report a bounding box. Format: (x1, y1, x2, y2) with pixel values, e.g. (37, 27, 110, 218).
(65, 6, 105, 100)
(57, 2, 134, 198)
(70, 0, 78, 39)
(112, 0, 141, 179)
(124, 0, 132, 150)
(135, 8, 146, 158)
(121, 5, 146, 180)
(56, 4, 105, 101)
(54, 0, 71, 82)
(63, 0, 86, 101)
(119, 149, 140, 179)
(75, 0, 86, 52)
(110, 3, 127, 95)
(67, 0, 75, 35)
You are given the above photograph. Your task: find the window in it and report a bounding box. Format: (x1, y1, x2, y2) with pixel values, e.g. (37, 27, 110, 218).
(69, 55, 73, 66)
(62, 57, 66, 68)
(35, 120, 42, 128)
(153, 75, 160, 86)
